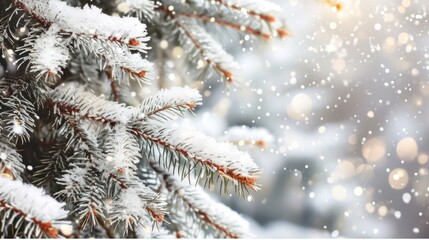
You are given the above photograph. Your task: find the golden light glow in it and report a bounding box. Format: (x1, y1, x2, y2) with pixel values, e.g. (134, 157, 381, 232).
(388, 168, 409, 190)
(396, 137, 418, 161)
(287, 93, 313, 119)
(172, 46, 184, 58)
(366, 203, 375, 213)
(418, 153, 428, 165)
(398, 32, 410, 45)
(332, 185, 347, 200)
(354, 186, 363, 196)
(362, 138, 385, 162)
(60, 224, 73, 237)
(333, 161, 355, 179)
(378, 205, 388, 217)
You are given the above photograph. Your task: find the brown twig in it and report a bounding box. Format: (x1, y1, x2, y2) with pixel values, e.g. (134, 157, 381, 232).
(159, 8, 235, 83)
(0, 199, 60, 238)
(132, 128, 258, 189)
(96, 215, 115, 238)
(159, 6, 273, 40)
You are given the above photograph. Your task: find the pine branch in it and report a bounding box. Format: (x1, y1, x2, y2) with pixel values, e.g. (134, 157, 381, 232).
(174, 9, 272, 40)
(0, 0, 285, 237)
(17, 26, 70, 80)
(0, 6, 17, 54)
(119, 0, 156, 20)
(67, 53, 101, 84)
(104, 126, 143, 184)
(1, 95, 36, 143)
(46, 85, 201, 127)
(0, 176, 69, 238)
(133, 119, 261, 193)
(162, 11, 240, 84)
(46, 86, 137, 126)
(137, 86, 202, 121)
(159, 1, 288, 40)
(54, 128, 113, 231)
(56, 164, 87, 203)
(0, 135, 24, 180)
(151, 162, 251, 238)
(11, 0, 154, 84)
(108, 183, 166, 236)
(75, 167, 107, 230)
(11, 0, 150, 50)
(104, 125, 142, 192)
(33, 139, 72, 187)
(52, 118, 108, 229)
(80, 40, 153, 85)
(0, 76, 49, 107)
(50, 97, 166, 234)
(45, 85, 261, 193)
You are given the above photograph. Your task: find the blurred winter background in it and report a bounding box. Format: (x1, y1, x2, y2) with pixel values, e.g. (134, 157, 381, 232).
(186, 0, 429, 238)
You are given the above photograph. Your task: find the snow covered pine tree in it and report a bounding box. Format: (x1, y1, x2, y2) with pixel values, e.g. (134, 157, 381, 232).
(0, 0, 287, 238)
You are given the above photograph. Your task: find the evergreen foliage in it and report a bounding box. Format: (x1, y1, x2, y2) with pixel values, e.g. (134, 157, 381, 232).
(0, 0, 285, 237)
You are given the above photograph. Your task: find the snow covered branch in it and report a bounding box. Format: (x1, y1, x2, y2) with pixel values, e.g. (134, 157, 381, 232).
(0, 0, 282, 236)
(0, 136, 24, 179)
(2, 95, 36, 143)
(48, 89, 167, 232)
(51, 119, 108, 229)
(18, 26, 70, 80)
(47, 85, 201, 127)
(160, 0, 289, 40)
(74, 167, 108, 230)
(133, 120, 261, 192)
(10, 0, 154, 83)
(151, 163, 251, 238)
(155, 0, 288, 84)
(46, 85, 261, 193)
(83, 40, 154, 85)
(172, 185, 251, 238)
(105, 125, 141, 182)
(171, 16, 240, 84)
(11, 0, 150, 50)
(33, 140, 72, 187)
(47, 86, 137, 126)
(108, 183, 166, 235)
(138, 86, 202, 120)
(0, 176, 69, 238)
(119, 0, 156, 20)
